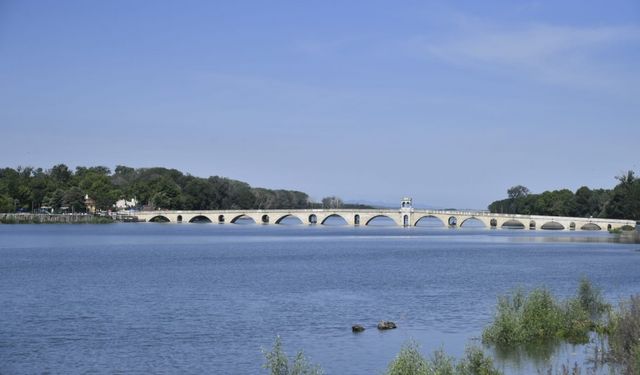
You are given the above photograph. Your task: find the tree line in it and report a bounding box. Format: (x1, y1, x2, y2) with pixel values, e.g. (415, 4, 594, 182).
(0, 165, 365, 213)
(488, 171, 640, 220)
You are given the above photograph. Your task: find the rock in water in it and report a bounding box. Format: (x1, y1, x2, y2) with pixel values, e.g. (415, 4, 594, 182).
(352, 324, 365, 333)
(377, 321, 397, 330)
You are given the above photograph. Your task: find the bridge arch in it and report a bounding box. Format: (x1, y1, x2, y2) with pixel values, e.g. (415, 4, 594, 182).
(309, 214, 317, 224)
(448, 216, 457, 226)
(365, 215, 396, 226)
(321, 214, 348, 225)
(529, 220, 536, 230)
(581, 223, 601, 231)
(177, 215, 183, 223)
(490, 219, 498, 228)
(502, 220, 526, 229)
(274, 214, 304, 225)
(414, 215, 446, 227)
(218, 215, 225, 224)
(354, 214, 360, 226)
(189, 215, 212, 223)
(541, 221, 564, 230)
(229, 214, 257, 224)
(149, 215, 170, 223)
(459, 217, 486, 228)
(569, 222, 576, 230)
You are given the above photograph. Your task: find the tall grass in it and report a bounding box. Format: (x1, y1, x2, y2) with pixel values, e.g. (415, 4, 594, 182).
(482, 279, 608, 345)
(385, 341, 502, 375)
(607, 295, 640, 375)
(262, 336, 323, 375)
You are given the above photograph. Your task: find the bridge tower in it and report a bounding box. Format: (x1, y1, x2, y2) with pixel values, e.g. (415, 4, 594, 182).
(400, 197, 413, 227)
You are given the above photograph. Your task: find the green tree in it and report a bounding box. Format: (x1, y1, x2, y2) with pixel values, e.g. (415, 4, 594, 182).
(507, 185, 530, 200)
(0, 194, 13, 212)
(574, 186, 593, 217)
(49, 164, 72, 186)
(605, 171, 640, 220)
(44, 189, 66, 210)
(63, 187, 86, 213)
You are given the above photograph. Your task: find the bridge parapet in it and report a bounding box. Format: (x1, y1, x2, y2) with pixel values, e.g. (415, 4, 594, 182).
(131, 208, 636, 231)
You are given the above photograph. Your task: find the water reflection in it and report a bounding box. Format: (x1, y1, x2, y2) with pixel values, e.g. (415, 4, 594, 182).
(506, 232, 639, 245)
(487, 334, 612, 374)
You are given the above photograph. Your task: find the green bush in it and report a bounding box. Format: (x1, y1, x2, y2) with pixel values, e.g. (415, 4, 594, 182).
(385, 341, 430, 375)
(483, 280, 606, 346)
(483, 287, 566, 344)
(430, 349, 456, 375)
(576, 277, 609, 319)
(558, 298, 590, 344)
(456, 346, 502, 375)
(385, 342, 501, 375)
(520, 288, 562, 342)
(262, 336, 323, 375)
(607, 295, 640, 375)
(481, 289, 526, 344)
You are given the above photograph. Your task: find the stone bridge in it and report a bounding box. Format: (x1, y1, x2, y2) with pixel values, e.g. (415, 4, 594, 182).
(132, 198, 635, 231)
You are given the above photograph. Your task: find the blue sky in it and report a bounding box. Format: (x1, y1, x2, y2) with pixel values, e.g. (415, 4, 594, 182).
(1, 1, 638, 208)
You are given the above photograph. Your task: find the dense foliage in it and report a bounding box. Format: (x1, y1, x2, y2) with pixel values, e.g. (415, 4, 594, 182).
(488, 171, 640, 220)
(607, 295, 640, 375)
(482, 279, 640, 374)
(385, 342, 502, 375)
(263, 336, 323, 375)
(482, 278, 610, 345)
(0, 164, 317, 212)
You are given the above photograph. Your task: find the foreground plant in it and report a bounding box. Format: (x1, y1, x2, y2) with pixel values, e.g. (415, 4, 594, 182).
(385, 341, 501, 375)
(482, 279, 608, 346)
(607, 295, 640, 375)
(385, 341, 431, 375)
(263, 336, 323, 375)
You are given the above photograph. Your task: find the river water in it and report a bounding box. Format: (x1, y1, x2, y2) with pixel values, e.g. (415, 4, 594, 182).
(1, 222, 639, 374)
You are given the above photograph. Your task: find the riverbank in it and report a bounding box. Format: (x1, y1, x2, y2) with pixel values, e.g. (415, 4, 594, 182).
(0, 213, 113, 224)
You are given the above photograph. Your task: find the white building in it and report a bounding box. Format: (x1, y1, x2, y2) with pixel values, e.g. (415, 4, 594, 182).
(114, 198, 138, 211)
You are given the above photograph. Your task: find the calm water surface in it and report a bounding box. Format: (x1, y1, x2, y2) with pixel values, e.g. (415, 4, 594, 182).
(1, 223, 639, 374)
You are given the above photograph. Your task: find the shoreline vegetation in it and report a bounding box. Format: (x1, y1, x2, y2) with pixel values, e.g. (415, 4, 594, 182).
(0, 164, 372, 215)
(264, 279, 640, 375)
(488, 171, 640, 221)
(2, 165, 639, 223)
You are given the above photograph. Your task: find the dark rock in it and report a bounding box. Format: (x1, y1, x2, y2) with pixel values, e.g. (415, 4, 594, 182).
(377, 321, 397, 330)
(352, 324, 365, 333)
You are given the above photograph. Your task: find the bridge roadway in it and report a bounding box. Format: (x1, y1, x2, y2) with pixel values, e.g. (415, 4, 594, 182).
(132, 208, 636, 231)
